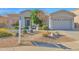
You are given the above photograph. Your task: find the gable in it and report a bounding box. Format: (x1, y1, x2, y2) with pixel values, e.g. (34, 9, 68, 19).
(21, 10, 32, 17)
(50, 10, 76, 17)
(20, 10, 47, 21)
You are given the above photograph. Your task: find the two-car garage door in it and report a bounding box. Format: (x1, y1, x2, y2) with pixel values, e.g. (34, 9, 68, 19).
(49, 19, 72, 30)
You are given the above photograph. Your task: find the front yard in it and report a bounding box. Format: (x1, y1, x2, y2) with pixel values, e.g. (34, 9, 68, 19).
(19, 30, 75, 50)
(21, 31, 75, 43)
(0, 29, 79, 50)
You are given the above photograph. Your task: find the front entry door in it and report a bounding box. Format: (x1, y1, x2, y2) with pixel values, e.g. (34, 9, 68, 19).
(25, 17, 30, 28)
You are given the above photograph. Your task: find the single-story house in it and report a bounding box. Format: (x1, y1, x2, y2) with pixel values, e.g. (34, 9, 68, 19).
(20, 10, 76, 30)
(0, 14, 19, 28)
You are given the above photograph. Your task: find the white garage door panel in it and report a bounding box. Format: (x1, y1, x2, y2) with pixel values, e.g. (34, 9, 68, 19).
(51, 20, 72, 30)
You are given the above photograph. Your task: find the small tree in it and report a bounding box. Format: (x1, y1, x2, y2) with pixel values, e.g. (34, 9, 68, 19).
(30, 9, 43, 31)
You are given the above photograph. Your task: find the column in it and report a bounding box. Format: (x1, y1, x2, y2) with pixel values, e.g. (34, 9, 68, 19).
(18, 16, 22, 44)
(49, 16, 51, 29)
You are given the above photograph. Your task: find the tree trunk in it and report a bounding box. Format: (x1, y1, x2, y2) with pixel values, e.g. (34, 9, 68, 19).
(29, 20, 33, 33)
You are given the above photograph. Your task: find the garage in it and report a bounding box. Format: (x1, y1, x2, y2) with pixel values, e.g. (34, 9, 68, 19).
(49, 10, 76, 30)
(50, 19, 72, 30)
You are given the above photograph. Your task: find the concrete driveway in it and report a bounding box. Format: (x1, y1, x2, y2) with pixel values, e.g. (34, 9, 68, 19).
(60, 31, 79, 40)
(51, 30, 79, 40)
(50, 30, 79, 50)
(66, 31, 79, 40)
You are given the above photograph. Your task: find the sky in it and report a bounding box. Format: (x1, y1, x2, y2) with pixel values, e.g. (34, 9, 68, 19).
(0, 8, 76, 16)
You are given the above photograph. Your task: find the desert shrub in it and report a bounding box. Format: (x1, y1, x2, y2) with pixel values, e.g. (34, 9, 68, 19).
(12, 21, 19, 26)
(23, 27, 28, 33)
(0, 28, 13, 38)
(42, 33, 48, 37)
(14, 26, 19, 30)
(42, 31, 50, 37)
(0, 32, 13, 38)
(0, 28, 8, 32)
(41, 25, 48, 30)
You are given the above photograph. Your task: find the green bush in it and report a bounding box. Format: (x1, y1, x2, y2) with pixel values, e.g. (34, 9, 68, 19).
(14, 26, 19, 30)
(41, 25, 48, 30)
(42, 31, 50, 37)
(23, 27, 28, 33)
(0, 32, 13, 38)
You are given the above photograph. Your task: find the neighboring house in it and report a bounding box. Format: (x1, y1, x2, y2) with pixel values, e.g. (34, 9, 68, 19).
(7, 14, 19, 28)
(49, 10, 76, 30)
(71, 9, 79, 29)
(71, 9, 79, 23)
(0, 14, 19, 28)
(0, 16, 8, 28)
(20, 10, 76, 30)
